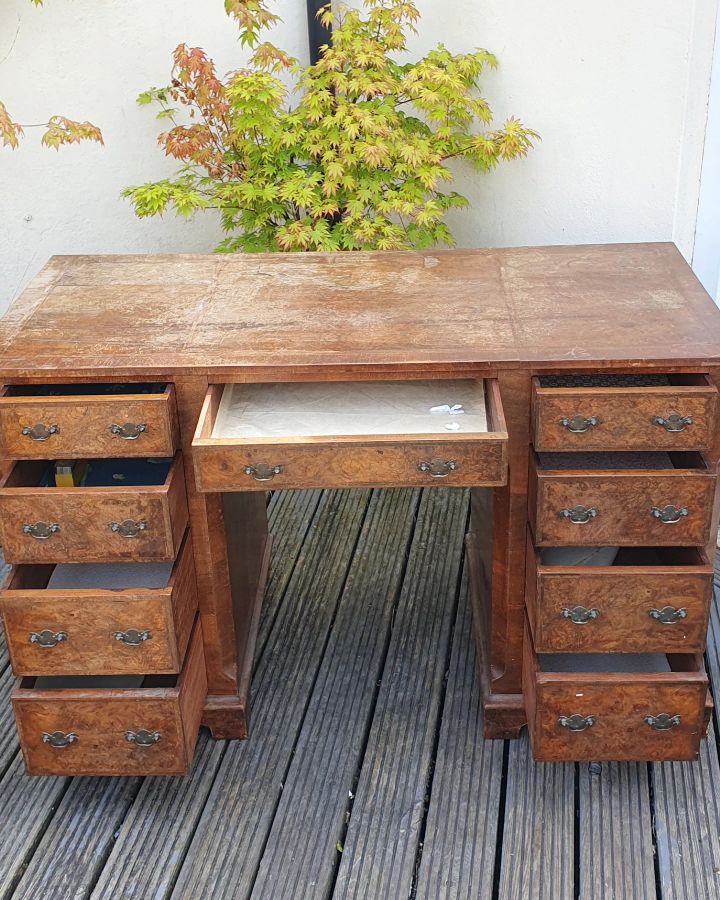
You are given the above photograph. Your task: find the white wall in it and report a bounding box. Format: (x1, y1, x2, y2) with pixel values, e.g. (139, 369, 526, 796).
(1, 0, 718, 314)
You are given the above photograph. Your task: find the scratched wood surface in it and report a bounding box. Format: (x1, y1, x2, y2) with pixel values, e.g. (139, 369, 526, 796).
(1, 245, 719, 378)
(0, 489, 719, 898)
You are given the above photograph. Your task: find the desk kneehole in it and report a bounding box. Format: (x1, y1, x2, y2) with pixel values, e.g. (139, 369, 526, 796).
(191, 379, 508, 491)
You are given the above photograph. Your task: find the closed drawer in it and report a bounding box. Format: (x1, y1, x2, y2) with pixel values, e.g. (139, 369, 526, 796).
(525, 538, 713, 653)
(529, 451, 716, 547)
(1, 531, 197, 676)
(0, 383, 179, 458)
(12, 617, 206, 776)
(523, 621, 707, 761)
(0, 454, 187, 564)
(192, 379, 508, 491)
(532, 373, 717, 452)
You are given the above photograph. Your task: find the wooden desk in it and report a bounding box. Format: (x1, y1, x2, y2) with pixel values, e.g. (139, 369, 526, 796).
(0, 242, 718, 773)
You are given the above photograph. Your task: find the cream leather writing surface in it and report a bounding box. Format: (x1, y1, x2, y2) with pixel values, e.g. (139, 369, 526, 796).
(212, 379, 488, 439)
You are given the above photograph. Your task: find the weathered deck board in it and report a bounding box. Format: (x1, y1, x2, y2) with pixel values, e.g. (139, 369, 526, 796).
(414, 566, 505, 900)
(252, 488, 421, 899)
(171, 489, 372, 899)
(334, 489, 469, 899)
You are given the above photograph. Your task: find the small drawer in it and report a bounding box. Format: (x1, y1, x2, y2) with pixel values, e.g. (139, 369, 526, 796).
(525, 538, 713, 653)
(532, 373, 717, 452)
(1, 531, 197, 676)
(529, 451, 716, 547)
(523, 621, 707, 761)
(0, 454, 188, 564)
(192, 379, 508, 491)
(12, 617, 206, 776)
(0, 383, 179, 459)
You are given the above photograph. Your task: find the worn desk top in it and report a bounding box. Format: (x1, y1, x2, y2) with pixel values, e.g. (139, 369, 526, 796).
(1, 243, 718, 379)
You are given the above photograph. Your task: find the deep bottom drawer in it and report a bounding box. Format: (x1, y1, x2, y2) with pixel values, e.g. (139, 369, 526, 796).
(523, 621, 707, 762)
(12, 618, 206, 776)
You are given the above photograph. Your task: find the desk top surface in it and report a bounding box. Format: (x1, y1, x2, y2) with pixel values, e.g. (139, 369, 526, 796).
(2, 242, 719, 379)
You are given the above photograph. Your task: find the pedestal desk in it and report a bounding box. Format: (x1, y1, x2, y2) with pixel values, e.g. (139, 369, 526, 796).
(1, 243, 719, 775)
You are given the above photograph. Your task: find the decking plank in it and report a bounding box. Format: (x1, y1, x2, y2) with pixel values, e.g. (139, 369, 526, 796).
(578, 762, 656, 900)
(414, 567, 505, 900)
(251, 488, 421, 899)
(334, 488, 469, 900)
(497, 735, 575, 900)
(170, 489, 372, 899)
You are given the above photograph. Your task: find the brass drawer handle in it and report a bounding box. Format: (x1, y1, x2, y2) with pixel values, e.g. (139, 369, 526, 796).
(110, 520, 147, 538)
(110, 422, 147, 440)
(113, 628, 152, 645)
(561, 606, 599, 624)
(559, 505, 598, 524)
(644, 713, 681, 731)
(650, 505, 688, 524)
(558, 714, 595, 732)
(418, 459, 458, 478)
(653, 414, 693, 433)
(559, 415, 599, 433)
(649, 606, 687, 624)
(126, 730, 161, 746)
(29, 629, 67, 648)
(42, 731, 77, 748)
(244, 464, 283, 482)
(21, 423, 59, 442)
(23, 522, 60, 540)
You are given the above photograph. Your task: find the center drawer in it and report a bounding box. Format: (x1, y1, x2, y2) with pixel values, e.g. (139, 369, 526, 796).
(12, 618, 206, 776)
(0, 454, 188, 564)
(529, 450, 716, 546)
(192, 379, 508, 491)
(1, 531, 198, 676)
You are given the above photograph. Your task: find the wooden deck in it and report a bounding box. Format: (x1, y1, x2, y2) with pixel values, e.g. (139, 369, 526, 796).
(0, 487, 719, 899)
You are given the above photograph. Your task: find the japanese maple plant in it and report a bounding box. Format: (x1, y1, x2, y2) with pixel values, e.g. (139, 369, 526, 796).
(125, 0, 538, 251)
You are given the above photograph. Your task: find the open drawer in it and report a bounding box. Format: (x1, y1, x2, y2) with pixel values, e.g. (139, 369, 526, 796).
(12, 617, 206, 776)
(531, 373, 718, 452)
(1, 531, 198, 676)
(0, 383, 179, 458)
(0, 454, 188, 564)
(192, 379, 508, 491)
(523, 620, 708, 761)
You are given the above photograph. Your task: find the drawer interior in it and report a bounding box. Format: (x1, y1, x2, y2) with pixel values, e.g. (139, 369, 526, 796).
(538, 545, 709, 568)
(535, 450, 708, 472)
(21, 672, 179, 690)
(4, 560, 174, 593)
(210, 379, 494, 440)
(536, 373, 710, 388)
(3, 383, 168, 397)
(538, 651, 699, 675)
(4, 457, 173, 489)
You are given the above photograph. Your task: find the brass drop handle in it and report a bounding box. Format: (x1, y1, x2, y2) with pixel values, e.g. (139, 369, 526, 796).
(558, 714, 595, 732)
(23, 522, 60, 540)
(644, 713, 681, 731)
(113, 629, 152, 645)
(126, 730, 161, 746)
(42, 731, 77, 748)
(650, 505, 688, 524)
(653, 414, 693, 433)
(561, 606, 599, 624)
(649, 606, 687, 624)
(559, 415, 599, 433)
(110, 520, 147, 538)
(244, 464, 283, 482)
(110, 422, 147, 440)
(29, 629, 67, 648)
(418, 459, 458, 478)
(558, 505, 598, 524)
(21, 423, 59, 442)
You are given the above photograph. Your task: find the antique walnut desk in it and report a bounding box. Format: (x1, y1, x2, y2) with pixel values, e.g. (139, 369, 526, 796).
(0, 243, 719, 775)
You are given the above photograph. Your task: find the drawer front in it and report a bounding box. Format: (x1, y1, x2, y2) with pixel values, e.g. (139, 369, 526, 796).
(532, 377, 717, 452)
(523, 628, 707, 762)
(526, 543, 713, 653)
(529, 465, 716, 547)
(0, 456, 188, 564)
(1, 534, 198, 676)
(12, 619, 206, 776)
(0, 386, 179, 458)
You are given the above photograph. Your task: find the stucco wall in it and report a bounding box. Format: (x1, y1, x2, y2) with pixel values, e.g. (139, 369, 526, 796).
(1, 0, 718, 313)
